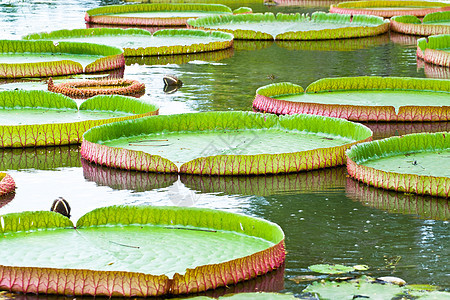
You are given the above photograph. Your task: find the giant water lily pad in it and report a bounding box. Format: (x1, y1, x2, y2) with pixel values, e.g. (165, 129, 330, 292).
(80, 111, 372, 175)
(187, 12, 389, 40)
(391, 12, 450, 36)
(346, 178, 450, 220)
(0, 40, 124, 78)
(23, 28, 234, 57)
(253, 77, 450, 122)
(330, 1, 450, 18)
(417, 34, 450, 67)
(85, 3, 235, 26)
(0, 173, 15, 196)
(0, 90, 158, 147)
(346, 132, 450, 198)
(0, 205, 285, 296)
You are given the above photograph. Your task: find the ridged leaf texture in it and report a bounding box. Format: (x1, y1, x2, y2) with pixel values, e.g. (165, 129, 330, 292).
(0, 211, 73, 234)
(256, 82, 304, 97)
(391, 15, 422, 24)
(335, 1, 450, 9)
(305, 76, 450, 93)
(79, 95, 159, 114)
(23, 28, 152, 40)
(423, 11, 450, 23)
(418, 34, 450, 52)
(86, 3, 232, 17)
(0, 90, 77, 109)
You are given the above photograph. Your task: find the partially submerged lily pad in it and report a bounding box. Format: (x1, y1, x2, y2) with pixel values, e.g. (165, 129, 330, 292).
(417, 34, 450, 67)
(23, 28, 234, 57)
(0, 173, 15, 197)
(47, 77, 146, 98)
(0, 40, 124, 78)
(391, 12, 450, 36)
(0, 90, 159, 147)
(330, 1, 450, 18)
(346, 177, 450, 220)
(253, 77, 450, 122)
(309, 264, 356, 274)
(80, 111, 372, 175)
(346, 132, 450, 198)
(85, 3, 235, 26)
(0, 205, 285, 296)
(187, 12, 389, 40)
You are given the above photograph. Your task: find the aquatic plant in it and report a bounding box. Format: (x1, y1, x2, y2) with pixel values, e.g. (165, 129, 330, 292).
(47, 77, 146, 98)
(85, 3, 234, 26)
(253, 77, 450, 122)
(0, 205, 285, 296)
(0, 90, 158, 147)
(330, 1, 450, 18)
(81, 111, 372, 175)
(346, 132, 449, 198)
(24, 28, 234, 57)
(0, 173, 15, 196)
(187, 12, 389, 40)
(0, 40, 124, 78)
(417, 34, 450, 67)
(391, 12, 450, 36)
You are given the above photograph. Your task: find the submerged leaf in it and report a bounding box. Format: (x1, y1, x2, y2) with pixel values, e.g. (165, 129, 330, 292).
(309, 264, 355, 274)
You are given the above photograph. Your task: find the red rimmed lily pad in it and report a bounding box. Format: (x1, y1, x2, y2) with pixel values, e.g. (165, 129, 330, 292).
(0, 90, 159, 148)
(346, 132, 450, 198)
(80, 111, 372, 175)
(47, 77, 145, 99)
(0, 205, 285, 296)
(391, 12, 450, 36)
(0, 173, 15, 197)
(0, 40, 124, 79)
(23, 28, 234, 57)
(417, 34, 450, 67)
(253, 77, 450, 122)
(330, 1, 450, 18)
(85, 3, 236, 26)
(187, 12, 389, 40)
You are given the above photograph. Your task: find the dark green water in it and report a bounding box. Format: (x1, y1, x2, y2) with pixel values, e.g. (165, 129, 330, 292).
(0, 0, 449, 298)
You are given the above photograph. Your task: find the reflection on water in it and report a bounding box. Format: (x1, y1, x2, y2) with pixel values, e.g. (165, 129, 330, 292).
(0, 0, 449, 297)
(0, 192, 15, 209)
(181, 167, 347, 196)
(362, 122, 450, 140)
(346, 178, 450, 221)
(417, 59, 450, 79)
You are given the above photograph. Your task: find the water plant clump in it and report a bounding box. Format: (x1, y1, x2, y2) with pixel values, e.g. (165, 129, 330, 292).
(47, 77, 146, 99)
(0, 40, 124, 78)
(417, 34, 450, 67)
(346, 132, 450, 198)
(0, 173, 15, 197)
(253, 76, 450, 122)
(391, 12, 450, 36)
(23, 28, 234, 57)
(85, 3, 236, 26)
(80, 111, 372, 175)
(330, 1, 450, 18)
(0, 205, 285, 296)
(0, 90, 159, 148)
(187, 12, 389, 40)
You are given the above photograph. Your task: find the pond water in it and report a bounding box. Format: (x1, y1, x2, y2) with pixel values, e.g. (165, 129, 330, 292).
(0, 0, 449, 298)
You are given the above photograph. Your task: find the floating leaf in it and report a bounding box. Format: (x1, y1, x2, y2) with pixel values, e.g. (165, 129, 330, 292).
(309, 264, 355, 274)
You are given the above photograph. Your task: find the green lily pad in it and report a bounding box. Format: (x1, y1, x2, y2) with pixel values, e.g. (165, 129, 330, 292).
(253, 76, 450, 122)
(0, 90, 158, 147)
(0, 40, 124, 78)
(85, 3, 235, 26)
(0, 205, 285, 297)
(23, 28, 234, 57)
(187, 12, 389, 40)
(303, 276, 407, 299)
(309, 264, 355, 274)
(330, 1, 450, 18)
(80, 111, 372, 175)
(346, 132, 450, 198)
(391, 12, 450, 36)
(417, 34, 450, 67)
